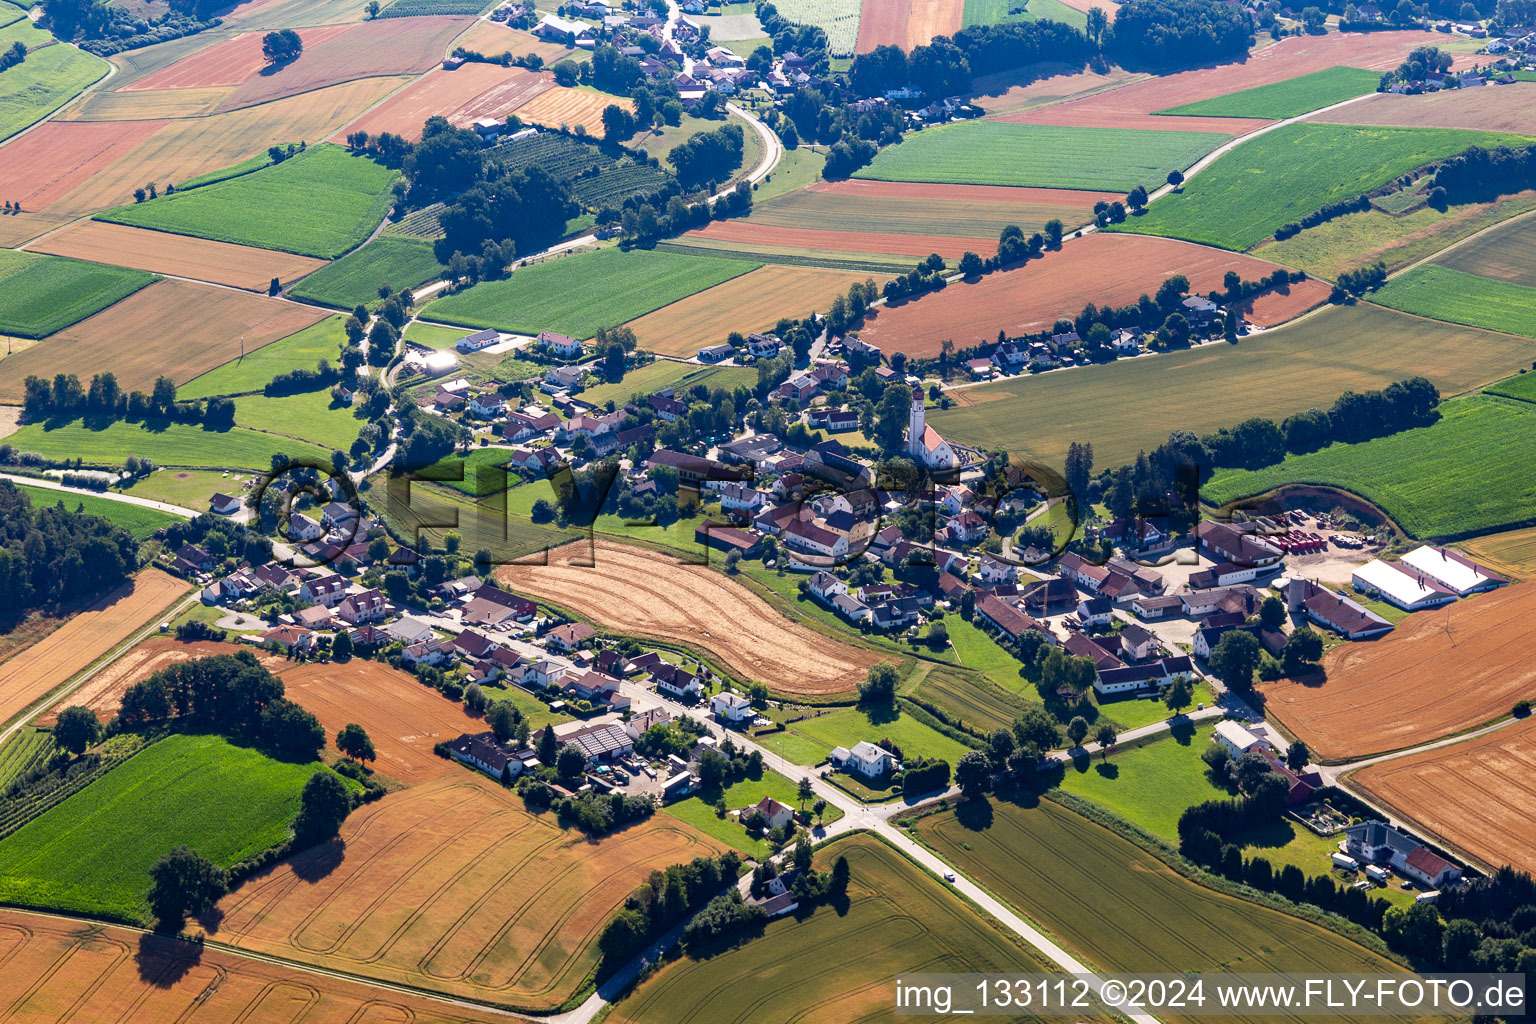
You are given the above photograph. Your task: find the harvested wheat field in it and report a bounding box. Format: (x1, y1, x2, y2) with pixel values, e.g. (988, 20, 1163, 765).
(202, 774, 724, 1010)
(857, 232, 1331, 356)
(280, 659, 486, 785)
(685, 219, 991, 260)
(500, 540, 882, 696)
(333, 64, 551, 142)
(625, 264, 891, 355)
(62, 86, 234, 120)
(1001, 31, 1468, 134)
(0, 910, 510, 1024)
(216, 17, 472, 111)
(1310, 83, 1536, 136)
(1260, 583, 1536, 760)
(855, 0, 963, 53)
(449, 68, 555, 127)
(121, 25, 353, 91)
(1352, 717, 1536, 875)
(31, 220, 328, 291)
(0, 120, 167, 230)
(456, 19, 593, 66)
(35, 637, 281, 726)
(0, 569, 186, 729)
(513, 85, 632, 133)
(0, 278, 328, 400)
(971, 64, 1143, 117)
(1461, 526, 1536, 581)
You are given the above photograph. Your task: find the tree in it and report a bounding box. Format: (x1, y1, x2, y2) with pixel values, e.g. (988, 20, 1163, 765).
(958, 251, 984, 276)
(1066, 715, 1089, 749)
(1285, 740, 1311, 772)
(261, 29, 302, 65)
(1282, 626, 1324, 675)
(1063, 441, 1093, 504)
(365, 0, 379, 14)
(1085, 4, 1108, 42)
(858, 662, 898, 708)
(1167, 169, 1184, 189)
(148, 846, 228, 928)
(1126, 185, 1149, 213)
(697, 748, 728, 791)
(488, 701, 520, 743)
(293, 771, 352, 845)
(927, 619, 949, 649)
(1164, 675, 1193, 715)
(1094, 722, 1117, 760)
(335, 722, 375, 763)
(556, 744, 587, 784)
(53, 705, 100, 755)
(812, 798, 827, 824)
(955, 750, 991, 797)
(797, 776, 814, 811)
(537, 726, 559, 766)
(874, 381, 914, 452)
(1209, 629, 1262, 689)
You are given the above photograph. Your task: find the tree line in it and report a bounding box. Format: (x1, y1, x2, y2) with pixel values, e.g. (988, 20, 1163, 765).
(0, 481, 139, 629)
(596, 851, 745, 972)
(21, 371, 237, 430)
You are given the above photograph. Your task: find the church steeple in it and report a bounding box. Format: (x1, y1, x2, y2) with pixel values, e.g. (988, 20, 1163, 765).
(908, 384, 924, 460)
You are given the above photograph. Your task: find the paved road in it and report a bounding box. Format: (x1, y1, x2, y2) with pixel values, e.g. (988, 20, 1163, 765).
(2, 471, 201, 518)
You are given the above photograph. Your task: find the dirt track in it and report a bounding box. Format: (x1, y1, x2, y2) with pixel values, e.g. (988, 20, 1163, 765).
(498, 540, 881, 696)
(1261, 583, 1536, 760)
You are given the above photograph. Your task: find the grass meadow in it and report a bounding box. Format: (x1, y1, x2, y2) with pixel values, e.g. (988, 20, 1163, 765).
(579, 360, 755, 407)
(755, 703, 974, 766)
(1157, 66, 1382, 120)
(0, 42, 107, 143)
(0, 249, 156, 338)
(12, 482, 183, 539)
(1371, 264, 1536, 338)
(663, 770, 841, 858)
(233, 390, 363, 450)
(179, 316, 348, 398)
(6, 416, 332, 470)
(289, 235, 446, 309)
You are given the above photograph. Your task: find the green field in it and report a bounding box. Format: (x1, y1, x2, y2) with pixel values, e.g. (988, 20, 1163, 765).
(917, 800, 1413, 1024)
(1486, 369, 1536, 402)
(1371, 264, 1536, 338)
(12, 482, 183, 539)
(415, 445, 525, 498)
(962, 0, 1087, 30)
(1055, 725, 1228, 840)
(233, 390, 363, 450)
(97, 144, 399, 259)
(178, 150, 276, 191)
(0, 249, 157, 338)
(662, 770, 841, 858)
(756, 704, 973, 767)
(402, 320, 469, 350)
(0, 733, 344, 922)
(1201, 394, 1536, 538)
(179, 316, 348, 398)
(609, 834, 1055, 1024)
(1113, 123, 1534, 252)
(929, 302, 1536, 467)
(855, 121, 1230, 193)
(0, 15, 51, 50)
(288, 235, 446, 309)
(1157, 67, 1381, 119)
(421, 248, 757, 339)
(0, 730, 54, 790)
(579, 359, 755, 407)
(0, 42, 108, 143)
(6, 417, 331, 470)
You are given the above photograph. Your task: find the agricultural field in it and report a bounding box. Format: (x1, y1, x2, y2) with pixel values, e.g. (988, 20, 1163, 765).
(857, 231, 1332, 356)
(202, 773, 725, 1010)
(855, 0, 963, 51)
(4, 416, 332, 471)
(0, 277, 328, 401)
(498, 540, 884, 697)
(1437, 210, 1536, 288)
(64, 86, 234, 120)
(179, 315, 347, 398)
(1112, 123, 1533, 252)
(413, 445, 526, 498)
(0, 733, 344, 922)
(579, 359, 756, 407)
(1055, 725, 1229, 841)
(962, 0, 1089, 30)
(422, 248, 757, 339)
(455, 18, 594, 65)
(770, 0, 863, 55)
(854, 120, 1230, 193)
(927, 302, 1536, 467)
(30, 220, 328, 293)
(0, 42, 108, 145)
(1260, 582, 1536, 760)
(233, 390, 363, 449)
(10, 483, 183, 542)
(330, 64, 551, 141)
(1371, 264, 1536, 339)
(0, 568, 185, 729)
(917, 799, 1415, 1018)
(623, 265, 886, 356)
(0, 249, 157, 338)
(656, 237, 918, 273)
(118, 25, 353, 91)
(1200, 394, 1536, 538)
(755, 703, 974, 767)
(514, 85, 633, 133)
(0, 120, 167, 241)
(1157, 66, 1381, 120)
(1308, 82, 1536, 136)
(98, 143, 399, 259)
(288, 235, 446, 309)
(494, 131, 674, 207)
(1461, 525, 1536, 581)
(0, 910, 524, 1024)
(609, 834, 1053, 1024)
(1351, 716, 1536, 876)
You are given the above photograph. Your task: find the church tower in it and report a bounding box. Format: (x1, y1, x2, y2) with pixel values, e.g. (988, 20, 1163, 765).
(908, 384, 925, 460)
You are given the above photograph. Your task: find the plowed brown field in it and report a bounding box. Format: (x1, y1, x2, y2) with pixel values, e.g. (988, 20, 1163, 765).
(1352, 717, 1536, 875)
(35, 637, 281, 726)
(280, 659, 486, 785)
(332, 63, 552, 141)
(0, 910, 509, 1024)
(0, 120, 167, 216)
(31, 220, 328, 291)
(202, 774, 725, 1009)
(856, 232, 1331, 355)
(500, 540, 881, 696)
(513, 85, 631, 133)
(685, 219, 994, 260)
(0, 278, 328, 400)
(1310, 82, 1536, 135)
(1260, 583, 1536, 760)
(855, 0, 963, 52)
(0, 569, 186, 729)
(123, 25, 354, 91)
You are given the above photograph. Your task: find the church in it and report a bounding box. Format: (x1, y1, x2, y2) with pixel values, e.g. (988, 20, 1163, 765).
(907, 385, 958, 470)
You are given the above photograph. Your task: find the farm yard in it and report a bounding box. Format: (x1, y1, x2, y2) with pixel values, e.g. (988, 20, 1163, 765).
(1437, 211, 1536, 287)
(498, 540, 884, 697)
(202, 774, 725, 1010)
(97, 143, 399, 259)
(0, 910, 520, 1024)
(0, 277, 328, 400)
(0, 249, 157, 338)
(180, 315, 346, 397)
(1260, 583, 1536, 760)
(1156, 66, 1382, 120)
(856, 231, 1332, 356)
(1308, 82, 1536, 136)
(622, 265, 886, 356)
(0, 569, 186, 730)
(609, 834, 1051, 1024)
(855, 120, 1231, 193)
(288, 235, 446, 309)
(1200, 394, 1536, 539)
(30, 220, 328, 292)
(1112, 123, 1534, 252)
(422, 247, 756, 339)
(1371, 264, 1536, 339)
(927, 302, 1535, 467)
(0, 733, 346, 922)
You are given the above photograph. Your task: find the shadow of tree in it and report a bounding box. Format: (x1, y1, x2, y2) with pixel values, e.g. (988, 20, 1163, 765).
(954, 795, 993, 831)
(135, 930, 202, 988)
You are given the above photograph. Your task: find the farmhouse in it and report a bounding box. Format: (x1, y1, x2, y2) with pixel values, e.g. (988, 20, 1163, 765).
(1281, 578, 1394, 639)
(1344, 821, 1463, 888)
(1351, 559, 1457, 611)
(977, 594, 1048, 643)
(209, 492, 242, 515)
(450, 731, 537, 778)
(1093, 656, 1194, 695)
(753, 797, 795, 832)
(694, 519, 763, 558)
(545, 621, 597, 651)
(1198, 521, 1284, 569)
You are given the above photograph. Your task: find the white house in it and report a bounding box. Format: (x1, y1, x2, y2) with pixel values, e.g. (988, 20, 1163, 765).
(456, 328, 499, 352)
(710, 691, 754, 723)
(782, 519, 849, 560)
(209, 492, 242, 515)
(753, 796, 795, 831)
(720, 482, 768, 514)
(833, 740, 899, 778)
(1214, 720, 1268, 756)
(300, 573, 348, 607)
(289, 513, 323, 542)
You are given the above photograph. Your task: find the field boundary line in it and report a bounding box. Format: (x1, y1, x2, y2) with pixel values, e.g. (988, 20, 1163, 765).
(1381, 203, 1536, 283)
